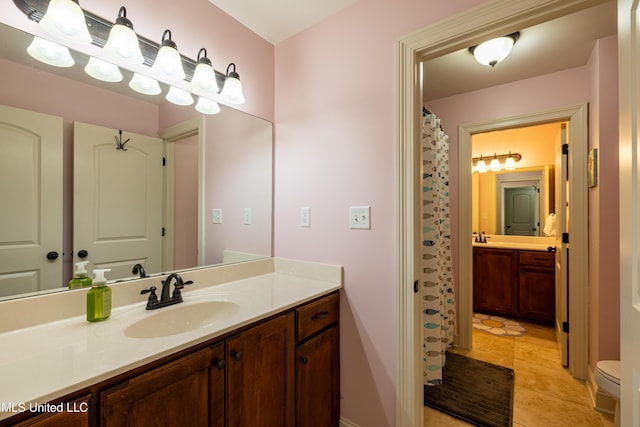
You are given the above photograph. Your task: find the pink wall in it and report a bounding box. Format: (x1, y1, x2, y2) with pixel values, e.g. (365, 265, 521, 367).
(173, 134, 199, 269)
(588, 35, 620, 368)
(274, 1, 485, 425)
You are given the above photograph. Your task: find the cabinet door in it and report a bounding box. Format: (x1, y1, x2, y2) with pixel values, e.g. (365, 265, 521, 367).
(296, 326, 340, 427)
(519, 266, 556, 323)
(473, 248, 518, 315)
(209, 342, 226, 427)
(226, 313, 295, 427)
(100, 348, 210, 426)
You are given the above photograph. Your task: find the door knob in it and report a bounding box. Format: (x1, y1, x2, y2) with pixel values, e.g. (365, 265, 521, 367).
(77, 250, 88, 258)
(46, 251, 59, 260)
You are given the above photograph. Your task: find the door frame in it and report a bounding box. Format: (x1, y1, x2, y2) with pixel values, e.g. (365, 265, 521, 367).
(395, 1, 600, 425)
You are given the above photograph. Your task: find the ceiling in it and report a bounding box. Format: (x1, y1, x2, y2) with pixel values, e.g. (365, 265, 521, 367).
(423, 1, 617, 101)
(207, 0, 358, 44)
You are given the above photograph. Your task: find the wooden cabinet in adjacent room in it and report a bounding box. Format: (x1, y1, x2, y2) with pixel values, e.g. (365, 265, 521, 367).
(518, 251, 556, 323)
(473, 247, 518, 316)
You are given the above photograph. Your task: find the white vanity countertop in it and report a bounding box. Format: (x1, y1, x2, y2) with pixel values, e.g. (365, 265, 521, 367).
(472, 235, 556, 252)
(0, 258, 342, 421)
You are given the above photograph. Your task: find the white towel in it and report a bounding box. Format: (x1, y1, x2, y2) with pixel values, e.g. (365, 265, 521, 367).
(543, 213, 557, 236)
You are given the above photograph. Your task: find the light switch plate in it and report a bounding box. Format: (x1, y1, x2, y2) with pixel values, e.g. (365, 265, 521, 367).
(349, 206, 370, 229)
(244, 208, 252, 225)
(300, 207, 311, 227)
(212, 208, 222, 224)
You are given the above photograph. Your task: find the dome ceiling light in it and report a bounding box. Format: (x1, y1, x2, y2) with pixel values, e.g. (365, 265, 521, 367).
(469, 32, 520, 67)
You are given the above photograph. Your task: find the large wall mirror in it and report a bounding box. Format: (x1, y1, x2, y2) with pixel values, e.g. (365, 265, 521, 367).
(471, 122, 564, 236)
(0, 22, 273, 300)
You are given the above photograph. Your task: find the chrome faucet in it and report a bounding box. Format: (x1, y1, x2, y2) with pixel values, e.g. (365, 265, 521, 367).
(132, 263, 146, 278)
(140, 273, 193, 310)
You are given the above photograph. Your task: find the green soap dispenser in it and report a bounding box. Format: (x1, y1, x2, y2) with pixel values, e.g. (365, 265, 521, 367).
(68, 261, 92, 289)
(87, 268, 112, 322)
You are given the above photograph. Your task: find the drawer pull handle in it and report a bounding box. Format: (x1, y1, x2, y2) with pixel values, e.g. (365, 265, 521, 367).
(300, 356, 309, 365)
(216, 359, 226, 370)
(232, 351, 243, 361)
(312, 311, 330, 321)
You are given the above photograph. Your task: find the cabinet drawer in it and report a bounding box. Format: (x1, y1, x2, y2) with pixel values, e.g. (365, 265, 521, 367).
(519, 250, 554, 267)
(296, 293, 339, 342)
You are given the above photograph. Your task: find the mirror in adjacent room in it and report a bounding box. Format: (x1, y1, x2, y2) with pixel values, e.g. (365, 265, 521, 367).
(0, 22, 273, 300)
(471, 122, 565, 236)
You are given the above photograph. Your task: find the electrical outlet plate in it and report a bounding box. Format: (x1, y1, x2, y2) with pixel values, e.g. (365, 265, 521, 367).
(243, 208, 252, 225)
(212, 208, 222, 224)
(349, 206, 370, 229)
(300, 207, 310, 227)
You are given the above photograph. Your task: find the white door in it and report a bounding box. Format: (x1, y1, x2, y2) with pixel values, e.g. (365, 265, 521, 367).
(0, 104, 63, 297)
(73, 122, 163, 281)
(555, 123, 569, 366)
(617, 1, 640, 424)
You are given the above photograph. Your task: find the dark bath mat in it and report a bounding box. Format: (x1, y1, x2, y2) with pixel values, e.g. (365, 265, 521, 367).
(424, 352, 514, 427)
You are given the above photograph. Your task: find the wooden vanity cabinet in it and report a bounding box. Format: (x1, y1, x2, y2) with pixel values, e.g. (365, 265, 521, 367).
(11, 395, 90, 427)
(295, 293, 340, 427)
(473, 247, 518, 316)
(518, 251, 555, 322)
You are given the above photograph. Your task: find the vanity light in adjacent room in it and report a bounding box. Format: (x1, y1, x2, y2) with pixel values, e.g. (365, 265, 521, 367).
(102, 6, 144, 65)
(129, 73, 161, 95)
(490, 154, 501, 172)
(470, 32, 520, 67)
(85, 57, 123, 82)
(191, 48, 219, 95)
(220, 63, 245, 104)
(39, 0, 92, 44)
(505, 152, 516, 170)
(475, 156, 487, 173)
(151, 30, 186, 82)
(166, 86, 194, 106)
(27, 37, 74, 67)
(196, 97, 221, 115)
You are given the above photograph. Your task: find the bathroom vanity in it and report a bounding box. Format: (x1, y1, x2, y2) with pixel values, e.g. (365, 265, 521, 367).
(0, 259, 341, 427)
(473, 245, 556, 323)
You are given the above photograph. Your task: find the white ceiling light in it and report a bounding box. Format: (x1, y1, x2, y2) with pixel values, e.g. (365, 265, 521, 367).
(490, 155, 501, 172)
(470, 32, 519, 67)
(27, 36, 74, 67)
(129, 73, 161, 95)
(220, 63, 245, 104)
(505, 152, 516, 170)
(196, 97, 221, 115)
(152, 30, 186, 82)
(475, 156, 487, 173)
(39, 0, 92, 44)
(191, 48, 220, 95)
(103, 6, 144, 65)
(85, 57, 123, 82)
(166, 86, 194, 106)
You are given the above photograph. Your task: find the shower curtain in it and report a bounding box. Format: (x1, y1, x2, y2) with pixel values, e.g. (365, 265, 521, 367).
(421, 111, 456, 386)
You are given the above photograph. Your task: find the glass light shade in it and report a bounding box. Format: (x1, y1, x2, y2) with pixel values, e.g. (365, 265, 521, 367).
(195, 97, 221, 115)
(166, 86, 194, 106)
(103, 24, 143, 64)
(191, 63, 219, 94)
(505, 156, 516, 170)
(152, 45, 186, 82)
(490, 157, 501, 172)
(473, 36, 514, 67)
(39, 0, 92, 44)
(476, 159, 487, 173)
(85, 57, 123, 82)
(129, 73, 161, 95)
(27, 37, 74, 67)
(221, 76, 245, 104)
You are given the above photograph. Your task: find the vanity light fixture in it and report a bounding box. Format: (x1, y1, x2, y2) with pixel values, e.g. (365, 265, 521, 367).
(190, 48, 219, 95)
(27, 36, 75, 67)
(85, 57, 123, 82)
(151, 30, 186, 82)
(472, 151, 522, 173)
(195, 97, 221, 115)
(166, 85, 194, 106)
(39, 0, 92, 44)
(129, 72, 162, 95)
(220, 63, 245, 104)
(102, 6, 144, 65)
(469, 32, 520, 67)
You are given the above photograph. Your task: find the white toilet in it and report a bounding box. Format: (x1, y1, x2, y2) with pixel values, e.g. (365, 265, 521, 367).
(595, 360, 620, 427)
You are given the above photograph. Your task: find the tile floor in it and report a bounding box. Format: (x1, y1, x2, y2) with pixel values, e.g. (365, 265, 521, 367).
(424, 319, 615, 427)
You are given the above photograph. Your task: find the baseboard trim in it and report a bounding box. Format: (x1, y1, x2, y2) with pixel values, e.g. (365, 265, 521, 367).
(587, 366, 616, 415)
(340, 416, 361, 427)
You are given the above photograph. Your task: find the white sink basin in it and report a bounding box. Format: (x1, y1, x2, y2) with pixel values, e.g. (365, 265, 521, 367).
(124, 300, 240, 338)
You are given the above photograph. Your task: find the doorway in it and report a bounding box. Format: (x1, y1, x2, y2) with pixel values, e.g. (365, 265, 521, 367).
(395, 1, 596, 425)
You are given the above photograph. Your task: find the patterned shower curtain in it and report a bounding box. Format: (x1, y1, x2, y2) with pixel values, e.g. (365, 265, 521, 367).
(422, 112, 456, 386)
